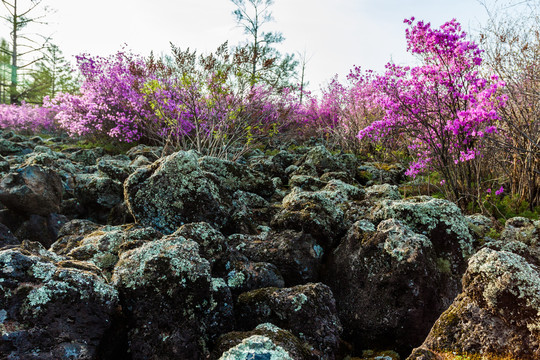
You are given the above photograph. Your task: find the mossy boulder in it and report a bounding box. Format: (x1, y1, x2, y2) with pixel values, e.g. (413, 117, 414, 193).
(235, 283, 342, 359)
(370, 196, 474, 277)
(171, 222, 231, 273)
(74, 173, 123, 209)
(96, 155, 133, 182)
(248, 149, 297, 183)
(294, 145, 347, 177)
(231, 190, 275, 234)
(112, 236, 234, 359)
(224, 259, 285, 296)
(213, 324, 316, 360)
(364, 184, 402, 202)
(465, 214, 498, 239)
(272, 180, 365, 249)
(0, 138, 31, 156)
(199, 155, 275, 198)
(50, 223, 162, 279)
(69, 147, 105, 166)
(501, 217, 539, 246)
(125, 144, 162, 162)
(325, 218, 462, 356)
(408, 240, 540, 360)
(227, 229, 323, 286)
(124, 150, 232, 234)
(358, 162, 405, 185)
(289, 174, 326, 191)
(0, 241, 118, 359)
(0, 165, 63, 216)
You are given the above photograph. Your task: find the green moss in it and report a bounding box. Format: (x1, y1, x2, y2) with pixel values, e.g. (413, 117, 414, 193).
(436, 257, 452, 274)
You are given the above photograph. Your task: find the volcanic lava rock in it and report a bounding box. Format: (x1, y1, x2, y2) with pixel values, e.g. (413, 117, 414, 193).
(325, 217, 470, 355)
(213, 323, 316, 360)
(272, 180, 365, 249)
(124, 150, 232, 234)
(235, 283, 342, 359)
(228, 229, 323, 286)
(112, 236, 234, 359)
(0, 165, 63, 216)
(408, 240, 540, 360)
(0, 241, 118, 359)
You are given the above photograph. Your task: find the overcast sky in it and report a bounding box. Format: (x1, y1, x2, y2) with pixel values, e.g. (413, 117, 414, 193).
(4, 0, 491, 92)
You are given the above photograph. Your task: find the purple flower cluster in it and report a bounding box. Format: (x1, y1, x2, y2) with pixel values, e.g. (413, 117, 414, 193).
(46, 50, 150, 142)
(357, 18, 507, 179)
(0, 102, 59, 133)
(45, 49, 300, 148)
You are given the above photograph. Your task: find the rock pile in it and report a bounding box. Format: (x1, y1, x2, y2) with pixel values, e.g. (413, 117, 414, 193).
(0, 130, 537, 359)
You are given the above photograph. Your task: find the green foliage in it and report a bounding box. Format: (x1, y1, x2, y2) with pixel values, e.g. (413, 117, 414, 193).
(24, 44, 79, 104)
(231, 0, 298, 90)
(469, 192, 539, 224)
(0, 38, 10, 104)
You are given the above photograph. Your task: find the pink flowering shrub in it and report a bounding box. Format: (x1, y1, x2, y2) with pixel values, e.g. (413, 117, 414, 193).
(47, 50, 151, 143)
(0, 102, 59, 134)
(357, 18, 507, 202)
(300, 69, 383, 154)
(48, 44, 301, 157)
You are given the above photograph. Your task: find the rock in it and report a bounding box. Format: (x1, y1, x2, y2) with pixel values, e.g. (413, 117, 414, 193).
(464, 213, 499, 248)
(69, 147, 105, 166)
(358, 162, 405, 185)
(289, 174, 326, 191)
(320, 171, 355, 184)
(112, 236, 234, 359)
(228, 230, 323, 286)
(231, 190, 276, 234)
(364, 184, 402, 202)
(325, 218, 464, 355)
(0, 155, 10, 173)
(0, 222, 18, 247)
(125, 151, 232, 234)
(0, 241, 118, 359)
(51, 223, 162, 279)
(272, 180, 365, 249)
(0, 165, 63, 216)
(370, 196, 474, 275)
(171, 222, 231, 272)
(129, 154, 151, 168)
(14, 213, 68, 248)
(501, 217, 539, 246)
(74, 173, 124, 222)
(107, 200, 135, 225)
(235, 283, 342, 359)
(199, 156, 275, 198)
(0, 138, 31, 156)
(294, 145, 345, 176)
(50, 219, 102, 255)
(97, 155, 132, 182)
(225, 260, 285, 295)
(249, 150, 298, 184)
(125, 144, 162, 162)
(213, 324, 316, 360)
(408, 241, 540, 360)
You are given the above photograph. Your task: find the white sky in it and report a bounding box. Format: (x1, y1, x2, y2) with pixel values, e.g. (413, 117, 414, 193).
(3, 0, 491, 92)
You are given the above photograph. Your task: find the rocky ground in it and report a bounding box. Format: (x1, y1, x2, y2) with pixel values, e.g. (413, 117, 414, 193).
(0, 130, 538, 360)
